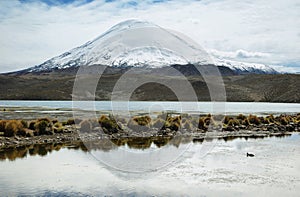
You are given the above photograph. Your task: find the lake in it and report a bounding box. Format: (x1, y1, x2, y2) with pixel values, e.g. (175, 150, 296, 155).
(0, 100, 299, 196)
(1, 100, 300, 115)
(0, 134, 299, 196)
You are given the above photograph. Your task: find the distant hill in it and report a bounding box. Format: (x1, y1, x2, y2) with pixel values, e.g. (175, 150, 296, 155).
(1, 67, 299, 102)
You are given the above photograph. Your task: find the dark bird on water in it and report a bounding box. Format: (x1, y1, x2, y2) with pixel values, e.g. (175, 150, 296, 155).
(247, 152, 255, 157)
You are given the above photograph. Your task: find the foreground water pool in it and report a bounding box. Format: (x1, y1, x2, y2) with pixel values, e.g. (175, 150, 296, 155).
(0, 134, 299, 196)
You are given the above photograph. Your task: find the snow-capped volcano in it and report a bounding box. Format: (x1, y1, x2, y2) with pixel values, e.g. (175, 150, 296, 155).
(23, 19, 278, 74)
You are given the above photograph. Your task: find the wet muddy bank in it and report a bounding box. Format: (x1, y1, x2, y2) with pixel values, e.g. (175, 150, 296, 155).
(0, 129, 296, 151)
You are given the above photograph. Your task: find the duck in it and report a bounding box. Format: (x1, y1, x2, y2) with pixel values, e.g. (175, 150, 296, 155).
(247, 152, 255, 157)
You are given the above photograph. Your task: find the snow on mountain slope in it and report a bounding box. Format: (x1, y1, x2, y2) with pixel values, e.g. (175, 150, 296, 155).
(23, 19, 278, 74)
(112, 46, 188, 68)
(214, 58, 277, 74)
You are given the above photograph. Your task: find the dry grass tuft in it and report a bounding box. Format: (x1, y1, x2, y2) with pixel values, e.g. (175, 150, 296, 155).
(99, 115, 121, 134)
(248, 114, 261, 125)
(4, 120, 24, 137)
(34, 118, 53, 135)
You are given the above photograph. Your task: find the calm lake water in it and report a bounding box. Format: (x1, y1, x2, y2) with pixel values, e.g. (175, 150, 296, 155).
(0, 101, 300, 196)
(1, 100, 300, 115)
(0, 134, 300, 196)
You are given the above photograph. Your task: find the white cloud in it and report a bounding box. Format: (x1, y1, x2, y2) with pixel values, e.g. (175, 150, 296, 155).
(209, 49, 270, 59)
(235, 50, 269, 59)
(0, 0, 299, 73)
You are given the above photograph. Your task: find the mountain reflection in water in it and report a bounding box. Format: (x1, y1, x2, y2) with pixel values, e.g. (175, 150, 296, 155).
(0, 134, 292, 161)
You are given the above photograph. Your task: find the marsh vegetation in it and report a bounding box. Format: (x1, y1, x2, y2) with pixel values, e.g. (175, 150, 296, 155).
(0, 113, 299, 147)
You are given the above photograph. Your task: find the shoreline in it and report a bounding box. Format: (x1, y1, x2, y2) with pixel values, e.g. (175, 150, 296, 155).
(0, 129, 297, 150)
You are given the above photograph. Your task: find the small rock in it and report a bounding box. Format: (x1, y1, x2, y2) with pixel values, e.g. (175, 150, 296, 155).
(262, 127, 268, 131)
(253, 128, 260, 132)
(239, 125, 246, 130)
(234, 126, 240, 130)
(167, 133, 173, 137)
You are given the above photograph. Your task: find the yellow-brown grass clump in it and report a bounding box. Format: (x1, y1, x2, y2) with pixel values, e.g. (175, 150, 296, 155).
(266, 115, 275, 123)
(53, 122, 64, 133)
(296, 114, 300, 122)
(0, 119, 36, 137)
(223, 116, 234, 125)
(4, 120, 25, 137)
(227, 119, 240, 127)
(277, 115, 288, 125)
(133, 116, 151, 126)
(248, 114, 261, 125)
(203, 116, 211, 126)
(20, 120, 28, 128)
(0, 120, 8, 134)
(62, 118, 82, 126)
(164, 115, 181, 131)
(241, 118, 250, 126)
(34, 118, 53, 135)
(128, 115, 151, 132)
(197, 114, 216, 131)
(198, 117, 207, 131)
(98, 115, 121, 134)
(28, 121, 36, 130)
(237, 114, 247, 121)
(66, 118, 75, 125)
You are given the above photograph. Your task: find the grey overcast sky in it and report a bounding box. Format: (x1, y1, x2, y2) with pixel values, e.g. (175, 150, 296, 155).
(0, 0, 300, 73)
